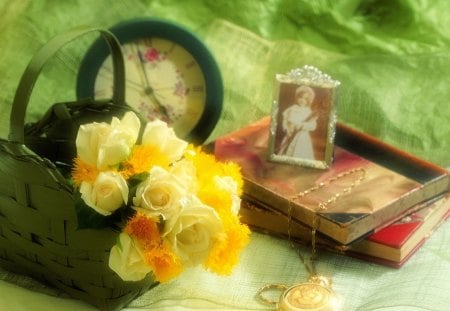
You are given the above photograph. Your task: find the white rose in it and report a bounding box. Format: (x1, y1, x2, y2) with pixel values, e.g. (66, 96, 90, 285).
(76, 111, 140, 169)
(132, 163, 194, 216)
(80, 171, 129, 216)
(75, 121, 110, 167)
(162, 195, 222, 266)
(168, 159, 198, 194)
(214, 176, 241, 215)
(109, 233, 152, 281)
(141, 119, 187, 163)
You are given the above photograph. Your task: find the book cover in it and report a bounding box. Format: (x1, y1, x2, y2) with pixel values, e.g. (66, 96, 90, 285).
(347, 195, 450, 266)
(215, 117, 450, 244)
(240, 194, 450, 267)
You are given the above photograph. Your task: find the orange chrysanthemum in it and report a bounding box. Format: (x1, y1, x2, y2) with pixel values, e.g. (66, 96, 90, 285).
(71, 157, 99, 187)
(124, 212, 161, 250)
(121, 145, 171, 178)
(146, 243, 184, 282)
(125, 212, 183, 282)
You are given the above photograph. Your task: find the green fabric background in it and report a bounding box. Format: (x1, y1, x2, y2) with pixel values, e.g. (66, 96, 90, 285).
(0, 0, 449, 166)
(0, 1, 449, 310)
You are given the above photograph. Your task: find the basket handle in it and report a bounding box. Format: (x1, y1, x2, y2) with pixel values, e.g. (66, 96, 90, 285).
(9, 26, 125, 144)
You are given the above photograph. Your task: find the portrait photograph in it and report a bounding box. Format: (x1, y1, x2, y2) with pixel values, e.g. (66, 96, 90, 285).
(269, 66, 340, 169)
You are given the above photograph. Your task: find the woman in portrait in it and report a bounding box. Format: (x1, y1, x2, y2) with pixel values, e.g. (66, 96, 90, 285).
(278, 85, 317, 159)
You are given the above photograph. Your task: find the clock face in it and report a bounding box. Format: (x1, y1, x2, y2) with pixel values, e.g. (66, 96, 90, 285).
(76, 18, 223, 144)
(94, 38, 207, 137)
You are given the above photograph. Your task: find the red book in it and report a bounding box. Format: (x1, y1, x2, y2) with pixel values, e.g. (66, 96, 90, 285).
(346, 195, 450, 266)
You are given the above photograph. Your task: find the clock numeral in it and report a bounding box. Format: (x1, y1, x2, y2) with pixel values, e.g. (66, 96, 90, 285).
(186, 110, 199, 117)
(167, 43, 176, 54)
(143, 38, 153, 47)
(191, 85, 204, 92)
(185, 60, 197, 69)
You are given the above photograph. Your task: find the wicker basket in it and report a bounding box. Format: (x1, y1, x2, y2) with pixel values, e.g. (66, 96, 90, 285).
(0, 27, 157, 310)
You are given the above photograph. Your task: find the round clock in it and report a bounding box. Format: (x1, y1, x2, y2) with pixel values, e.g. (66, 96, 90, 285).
(76, 18, 223, 144)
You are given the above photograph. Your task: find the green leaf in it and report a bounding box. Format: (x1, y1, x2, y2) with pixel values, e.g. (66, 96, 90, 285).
(127, 172, 149, 202)
(128, 172, 149, 188)
(157, 214, 165, 232)
(74, 192, 111, 229)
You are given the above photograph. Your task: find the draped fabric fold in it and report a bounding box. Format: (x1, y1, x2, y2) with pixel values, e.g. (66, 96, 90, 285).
(0, 1, 449, 310)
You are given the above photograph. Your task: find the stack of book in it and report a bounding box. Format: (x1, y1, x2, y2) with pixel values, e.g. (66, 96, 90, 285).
(214, 117, 450, 267)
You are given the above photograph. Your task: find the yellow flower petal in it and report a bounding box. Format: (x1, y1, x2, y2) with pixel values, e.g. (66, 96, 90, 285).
(121, 145, 171, 178)
(187, 146, 244, 213)
(146, 244, 184, 283)
(71, 157, 99, 187)
(204, 213, 250, 275)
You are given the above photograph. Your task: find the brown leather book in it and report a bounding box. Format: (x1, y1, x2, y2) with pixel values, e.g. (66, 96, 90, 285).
(214, 117, 450, 244)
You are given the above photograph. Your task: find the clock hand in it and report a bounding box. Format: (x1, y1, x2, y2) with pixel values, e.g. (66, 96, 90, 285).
(104, 60, 173, 113)
(147, 91, 170, 117)
(135, 47, 152, 92)
(145, 85, 171, 120)
(98, 65, 144, 92)
(134, 44, 170, 119)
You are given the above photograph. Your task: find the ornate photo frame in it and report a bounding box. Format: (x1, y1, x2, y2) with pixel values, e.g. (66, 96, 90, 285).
(268, 66, 340, 169)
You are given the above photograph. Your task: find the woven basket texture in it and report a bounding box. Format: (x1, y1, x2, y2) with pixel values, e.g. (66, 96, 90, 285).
(0, 27, 157, 311)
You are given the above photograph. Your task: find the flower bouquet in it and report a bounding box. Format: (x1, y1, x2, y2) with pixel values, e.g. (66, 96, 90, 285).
(71, 111, 250, 283)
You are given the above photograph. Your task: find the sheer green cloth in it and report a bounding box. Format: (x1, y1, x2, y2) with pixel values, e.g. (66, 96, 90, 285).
(0, 1, 449, 310)
(1, 0, 449, 167)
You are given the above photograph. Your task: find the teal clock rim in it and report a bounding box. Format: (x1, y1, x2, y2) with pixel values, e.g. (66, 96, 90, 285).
(76, 17, 223, 144)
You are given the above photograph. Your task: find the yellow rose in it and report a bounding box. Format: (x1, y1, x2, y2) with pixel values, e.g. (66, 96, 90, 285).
(132, 162, 195, 216)
(162, 195, 223, 266)
(141, 119, 187, 163)
(109, 233, 152, 281)
(80, 171, 129, 215)
(76, 111, 140, 169)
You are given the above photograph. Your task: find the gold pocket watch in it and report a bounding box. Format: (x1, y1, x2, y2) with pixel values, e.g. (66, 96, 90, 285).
(258, 277, 339, 311)
(77, 17, 223, 144)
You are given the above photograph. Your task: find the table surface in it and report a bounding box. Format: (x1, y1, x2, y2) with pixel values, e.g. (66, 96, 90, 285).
(1, 221, 450, 310)
(1, 1, 450, 310)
